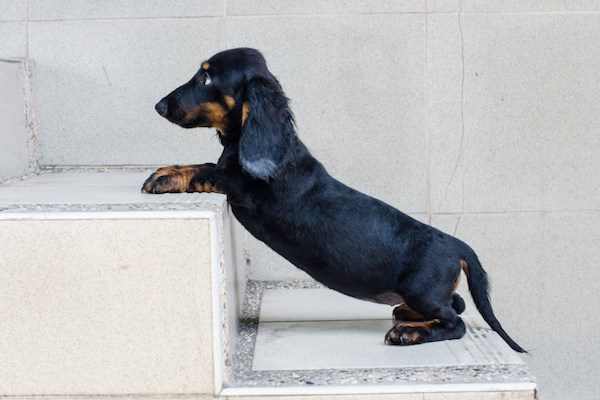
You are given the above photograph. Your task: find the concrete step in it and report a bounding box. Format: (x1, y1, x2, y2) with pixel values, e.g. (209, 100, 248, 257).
(0, 168, 536, 399)
(225, 281, 536, 400)
(0, 168, 238, 397)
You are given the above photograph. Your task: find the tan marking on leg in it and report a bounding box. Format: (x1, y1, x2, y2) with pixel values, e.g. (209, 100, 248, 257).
(393, 303, 424, 321)
(460, 259, 469, 276)
(190, 181, 223, 194)
(397, 319, 442, 334)
(145, 164, 200, 193)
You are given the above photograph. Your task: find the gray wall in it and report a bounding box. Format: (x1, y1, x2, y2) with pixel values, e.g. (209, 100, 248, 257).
(2, 1, 600, 399)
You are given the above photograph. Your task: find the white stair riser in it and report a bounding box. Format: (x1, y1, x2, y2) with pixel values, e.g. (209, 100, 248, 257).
(0, 217, 217, 396)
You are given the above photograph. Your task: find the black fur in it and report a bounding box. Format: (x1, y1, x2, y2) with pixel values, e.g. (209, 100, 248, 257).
(143, 48, 526, 352)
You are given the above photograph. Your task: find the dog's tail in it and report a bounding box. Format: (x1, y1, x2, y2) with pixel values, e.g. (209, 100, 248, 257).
(461, 248, 527, 353)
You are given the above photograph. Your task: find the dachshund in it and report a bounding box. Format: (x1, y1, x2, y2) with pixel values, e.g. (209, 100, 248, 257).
(142, 48, 525, 352)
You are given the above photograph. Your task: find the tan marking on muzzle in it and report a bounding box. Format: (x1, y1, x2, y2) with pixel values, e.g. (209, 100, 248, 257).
(188, 101, 229, 133)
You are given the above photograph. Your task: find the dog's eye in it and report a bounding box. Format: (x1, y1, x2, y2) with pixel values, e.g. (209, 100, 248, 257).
(203, 72, 213, 86)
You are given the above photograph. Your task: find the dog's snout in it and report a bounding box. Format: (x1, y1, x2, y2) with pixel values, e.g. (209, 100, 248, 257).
(155, 100, 168, 117)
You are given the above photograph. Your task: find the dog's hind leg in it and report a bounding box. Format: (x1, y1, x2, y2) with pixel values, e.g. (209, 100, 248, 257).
(392, 303, 424, 321)
(385, 300, 466, 346)
(393, 293, 465, 321)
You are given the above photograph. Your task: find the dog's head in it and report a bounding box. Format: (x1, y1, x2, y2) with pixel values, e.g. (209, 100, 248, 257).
(155, 48, 295, 181)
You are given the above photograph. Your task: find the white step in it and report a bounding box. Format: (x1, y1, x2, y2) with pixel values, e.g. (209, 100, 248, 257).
(0, 169, 536, 399)
(0, 169, 238, 397)
(224, 282, 536, 399)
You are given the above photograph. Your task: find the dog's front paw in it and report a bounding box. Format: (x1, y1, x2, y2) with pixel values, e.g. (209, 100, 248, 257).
(142, 164, 202, 194)
(142, 164, 222, 194)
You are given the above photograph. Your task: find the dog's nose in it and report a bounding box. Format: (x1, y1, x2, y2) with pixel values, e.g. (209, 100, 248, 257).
(155, 100, 168, 117)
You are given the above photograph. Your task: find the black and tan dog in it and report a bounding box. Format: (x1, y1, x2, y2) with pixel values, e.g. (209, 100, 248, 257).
(142, 48, 525, 352)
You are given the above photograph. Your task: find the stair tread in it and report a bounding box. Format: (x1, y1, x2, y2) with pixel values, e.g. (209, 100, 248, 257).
(0, 169, 226, 214)
(225, 281, 536, 395)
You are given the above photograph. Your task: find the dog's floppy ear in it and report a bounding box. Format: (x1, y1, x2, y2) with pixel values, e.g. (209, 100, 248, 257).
(238, 75, 295, 181)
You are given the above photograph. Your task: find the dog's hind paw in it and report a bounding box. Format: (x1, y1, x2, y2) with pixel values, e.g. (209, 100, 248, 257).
(385, 322, 430, 345)
(384, 319, 445, 345)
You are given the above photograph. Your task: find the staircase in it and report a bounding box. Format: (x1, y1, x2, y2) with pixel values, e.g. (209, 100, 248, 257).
(0, 59, 536, 399)
(0, 169, 237, 396)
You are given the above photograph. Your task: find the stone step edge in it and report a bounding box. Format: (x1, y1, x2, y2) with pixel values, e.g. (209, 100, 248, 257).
(220, 381, 537, 397)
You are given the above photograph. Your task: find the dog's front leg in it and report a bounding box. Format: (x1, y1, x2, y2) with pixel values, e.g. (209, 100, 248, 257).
(141, 164, 221, 194)
(141, 164, 255, 209)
